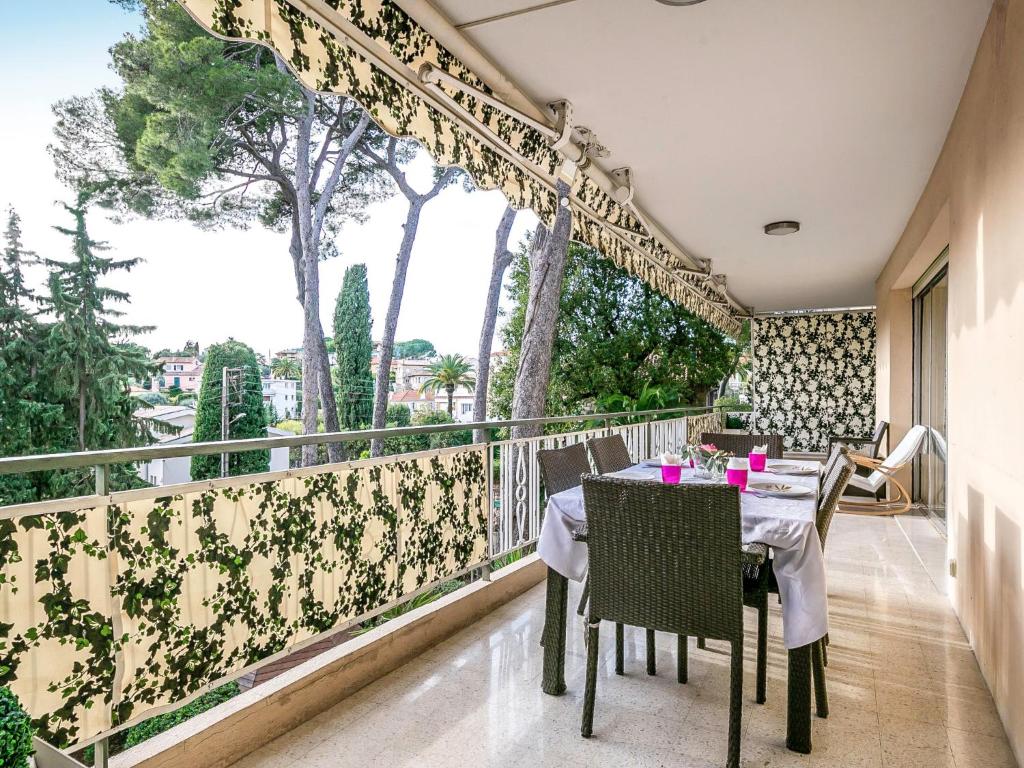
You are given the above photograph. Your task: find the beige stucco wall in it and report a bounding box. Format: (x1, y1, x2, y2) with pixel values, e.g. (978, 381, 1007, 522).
(876, 0, 1024, 759)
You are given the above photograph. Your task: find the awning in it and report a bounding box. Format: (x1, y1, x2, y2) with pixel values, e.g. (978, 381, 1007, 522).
(176, 0, 744, 336)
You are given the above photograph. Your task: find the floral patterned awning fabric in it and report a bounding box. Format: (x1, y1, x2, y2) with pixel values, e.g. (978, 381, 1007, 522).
(752, 312, 876, 453)
(173, 0, 741, 337)
(0, 447, 487, 747)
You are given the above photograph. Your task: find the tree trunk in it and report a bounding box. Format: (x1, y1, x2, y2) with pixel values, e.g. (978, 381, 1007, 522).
(295, 97, 321, 467)
(447, 384, 454, 417)
(370, 200, 424, 456)
(510, 180, 573, 440)
(473, 206, 516, 443)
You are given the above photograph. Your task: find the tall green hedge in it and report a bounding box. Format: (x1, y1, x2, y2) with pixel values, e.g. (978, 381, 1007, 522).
(191, 340, 269, 480)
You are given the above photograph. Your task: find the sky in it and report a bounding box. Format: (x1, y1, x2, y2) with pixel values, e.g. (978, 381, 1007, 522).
(0, 1, 537, 360)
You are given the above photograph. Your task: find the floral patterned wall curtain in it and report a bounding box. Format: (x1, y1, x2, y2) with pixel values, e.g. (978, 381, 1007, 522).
(0, 448, 487, 748)
(173, 0, 741, 337)
(751, 311, 876, 452)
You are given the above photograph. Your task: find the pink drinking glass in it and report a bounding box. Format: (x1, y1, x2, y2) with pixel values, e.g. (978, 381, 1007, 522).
(749, 453, 767, 472)
(661, 464, 682, 484)
(726, 467, 748, 491)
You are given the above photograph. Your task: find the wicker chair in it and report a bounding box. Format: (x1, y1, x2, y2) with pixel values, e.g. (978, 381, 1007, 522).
(580, 475, 747, 768)
(537, 443, 595, 620)
(537, 442, 591, 496)
(700, 432, 784, 460)
(587, 434, 634, 474)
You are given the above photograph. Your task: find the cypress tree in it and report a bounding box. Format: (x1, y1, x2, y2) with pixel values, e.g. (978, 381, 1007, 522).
(334, 264, 374, 431)
(191, 339, 270, 480)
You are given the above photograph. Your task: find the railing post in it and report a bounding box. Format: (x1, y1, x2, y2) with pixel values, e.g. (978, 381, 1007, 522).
(481, 440, 493, 582)
(94, 736, 109, 768)
(94, 464, 109, 496)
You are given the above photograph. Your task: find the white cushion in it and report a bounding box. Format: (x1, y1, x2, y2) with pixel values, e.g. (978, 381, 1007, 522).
(848, 425, 929, 493)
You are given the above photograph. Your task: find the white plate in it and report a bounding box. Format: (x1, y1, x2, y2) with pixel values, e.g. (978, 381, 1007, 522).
(764, 463, 818, 476)
(746, 482, 814, 498)
(641, 459, 663, 467)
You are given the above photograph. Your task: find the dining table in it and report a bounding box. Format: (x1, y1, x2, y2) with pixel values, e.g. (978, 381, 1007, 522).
(536, 458, 827, 754)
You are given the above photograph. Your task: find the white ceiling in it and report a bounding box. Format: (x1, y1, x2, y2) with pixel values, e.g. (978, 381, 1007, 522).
(433, 0, 992, 311)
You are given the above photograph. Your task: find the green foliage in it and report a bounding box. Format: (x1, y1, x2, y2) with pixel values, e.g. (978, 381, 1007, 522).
(270, 357, 300, 379)
(386, 403, 412, 428)
(82, 683, 240, 764)
(136, 391, 169, 405)
(355, 581, 462, 634)
(275, 419, 303, 435)
(411, 410, 472, 450)
(190, 340, 269, 480)
(492, 241, 735, 422)
(0, 208, 65, 504)
(1, 201, 157, 503)
(393, 339, 436, 359)
(0, 688, 34, 768)
(419, 354, 475, 417)
(51, 0, 387, 248)
(334, 264, 374, 430)
(713, 394, 751, 412)
(123, 683, 239, 749)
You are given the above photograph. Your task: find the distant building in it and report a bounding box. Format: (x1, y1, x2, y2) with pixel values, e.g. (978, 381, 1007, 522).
(135, 405, 289, 486)
(262, 377, 299, 419)
(151, 356, 203, 392)
(274, 347, 303, 362)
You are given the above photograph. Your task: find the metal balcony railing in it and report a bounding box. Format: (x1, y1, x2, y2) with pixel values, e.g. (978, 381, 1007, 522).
(0, 405, 725, 763)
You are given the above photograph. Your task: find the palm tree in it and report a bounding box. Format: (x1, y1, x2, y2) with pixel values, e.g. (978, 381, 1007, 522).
(271, 357, 301, 380)
(420, 354, 476, 417)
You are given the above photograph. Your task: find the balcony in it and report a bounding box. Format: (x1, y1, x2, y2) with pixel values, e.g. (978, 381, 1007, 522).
(131, 510, 1013, 768)
(0, 408, 1013, 768)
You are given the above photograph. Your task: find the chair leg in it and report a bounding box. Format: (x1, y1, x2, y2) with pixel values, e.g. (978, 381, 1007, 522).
(646, 628, 656, 675)
(576, 576, 590, 617)
(615, 623, 624, 675)
(581, 622, 600, 738)
(812, 639, 829, 718)
(727, 639, 743, 768)
(822, 633, 829, 667)
(697, 636, 706, 650)
(756, 596, 768, 705)
(677, 635, 688, 684)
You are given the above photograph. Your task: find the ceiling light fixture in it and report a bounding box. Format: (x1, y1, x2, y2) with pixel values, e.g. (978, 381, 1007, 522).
(764, 221, 800, 236)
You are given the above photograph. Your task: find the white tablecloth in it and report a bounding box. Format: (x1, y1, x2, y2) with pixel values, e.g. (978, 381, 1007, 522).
(536, 460, 827, 649)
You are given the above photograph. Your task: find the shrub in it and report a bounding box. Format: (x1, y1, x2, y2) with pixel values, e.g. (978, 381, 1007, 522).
(0, 688, 34, 768)
(121, 683, 240, 749)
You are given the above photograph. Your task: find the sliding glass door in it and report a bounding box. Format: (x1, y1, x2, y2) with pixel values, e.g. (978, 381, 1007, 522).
(913, 254, 948, 528)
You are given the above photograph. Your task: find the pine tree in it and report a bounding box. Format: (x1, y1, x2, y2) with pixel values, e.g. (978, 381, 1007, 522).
(334, 264, 374, 431)
(0, 209, 64, 504)
(191, 339, 270, 480)
(42, 195, 158, 496)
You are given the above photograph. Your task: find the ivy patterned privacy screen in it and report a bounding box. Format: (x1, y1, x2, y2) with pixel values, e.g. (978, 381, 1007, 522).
(751, 312, 876, 452)
(0, 447, 487, 747)
(174, 0, 741, 337)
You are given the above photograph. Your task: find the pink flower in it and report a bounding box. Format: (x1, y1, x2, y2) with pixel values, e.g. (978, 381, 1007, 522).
(700, 443, 718, 453)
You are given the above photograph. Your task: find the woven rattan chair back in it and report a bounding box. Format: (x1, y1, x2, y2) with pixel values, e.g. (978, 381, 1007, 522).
(817, 446, 855, 547)
(700, 432, 784, 460)
(536, 442, 591, 496)
(581, 475, 744, 642)
(587, 434, 634, 474)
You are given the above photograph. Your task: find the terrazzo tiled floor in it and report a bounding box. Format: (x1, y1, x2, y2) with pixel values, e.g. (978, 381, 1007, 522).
(234, 515, 1016, 768)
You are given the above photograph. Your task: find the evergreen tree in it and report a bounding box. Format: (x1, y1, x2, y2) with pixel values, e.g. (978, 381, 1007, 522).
(43, 195, 158, 496)
(191, 340, 269, 480)
(333, 264, 374, 431)
(0, 209, 64, 504)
